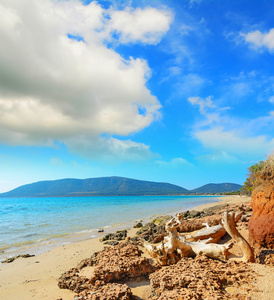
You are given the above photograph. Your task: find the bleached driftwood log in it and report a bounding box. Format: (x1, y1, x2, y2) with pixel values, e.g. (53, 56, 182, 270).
(183, 238, 233, 261)
(144, 217, 193, 266)
(144, 211, 254, 265)
(189, 212, 243, 243)
(222, 212, 254, 263)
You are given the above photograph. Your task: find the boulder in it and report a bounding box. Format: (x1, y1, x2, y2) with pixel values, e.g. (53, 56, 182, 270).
(151, 215, 172, 225)
(149, 255, 256, 300)
(99, 230, 127, 242)
(58, 242, 155, 293)
(75, 283, 133, 300)
(248, 187, 274, 249)
(136, 222, 166, 243)
(133, 222, 143, 228)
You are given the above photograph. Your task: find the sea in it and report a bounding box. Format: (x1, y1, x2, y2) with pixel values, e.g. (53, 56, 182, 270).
(0, 195, 222, 262)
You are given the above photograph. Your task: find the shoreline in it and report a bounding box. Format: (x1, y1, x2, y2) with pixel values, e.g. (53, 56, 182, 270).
(0, 195, 223, 262)
(0, 195, 252, 300)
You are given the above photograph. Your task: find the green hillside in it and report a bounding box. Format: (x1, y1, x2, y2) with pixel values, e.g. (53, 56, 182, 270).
(190, 183, 242, 194)
(0, 176, 189, 197)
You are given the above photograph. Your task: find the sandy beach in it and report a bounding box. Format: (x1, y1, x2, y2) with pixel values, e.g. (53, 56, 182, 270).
(0, 195, 273, 300)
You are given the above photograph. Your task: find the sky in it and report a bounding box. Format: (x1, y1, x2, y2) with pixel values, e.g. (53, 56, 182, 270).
(0, 0, 274, 192)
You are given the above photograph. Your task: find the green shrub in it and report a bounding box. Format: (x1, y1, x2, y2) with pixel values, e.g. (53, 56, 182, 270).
(241, 153, 274, 195)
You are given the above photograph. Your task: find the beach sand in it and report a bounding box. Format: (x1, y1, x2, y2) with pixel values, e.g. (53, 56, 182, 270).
(0, 195, 273, 300)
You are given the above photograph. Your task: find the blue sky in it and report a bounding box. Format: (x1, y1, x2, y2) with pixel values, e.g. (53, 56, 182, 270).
(0, 0, 274, 192)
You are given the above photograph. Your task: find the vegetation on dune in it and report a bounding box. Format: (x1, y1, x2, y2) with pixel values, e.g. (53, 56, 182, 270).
(241, 153, 274, 195)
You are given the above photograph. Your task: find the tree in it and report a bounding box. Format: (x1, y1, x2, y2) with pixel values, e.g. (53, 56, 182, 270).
(240, 160, 265, 195)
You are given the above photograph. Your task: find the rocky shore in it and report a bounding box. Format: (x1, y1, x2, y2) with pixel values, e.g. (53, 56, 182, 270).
(0, 195, 273, 299)
(57, 197, 273, 300)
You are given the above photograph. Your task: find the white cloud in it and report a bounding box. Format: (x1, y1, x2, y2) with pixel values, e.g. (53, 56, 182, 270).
(270, 96, 274, 104)
(188, 92, 274, 160)
(65, 136, 153, 162)
(243, 28, 274, 52)
(108, 7, 173, 44)
(195, 127, 274, 157)
(0, 0, 171, 158)
(188, 96, 215, 115)
(156, 157, 193, 167)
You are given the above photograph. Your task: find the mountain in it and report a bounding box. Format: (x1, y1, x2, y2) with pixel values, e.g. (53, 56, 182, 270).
(0, 176, 189, 197)
(190, 183, 242, 194)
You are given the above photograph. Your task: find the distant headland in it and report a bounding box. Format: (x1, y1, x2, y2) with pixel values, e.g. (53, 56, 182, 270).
(0, 176, 242, 198)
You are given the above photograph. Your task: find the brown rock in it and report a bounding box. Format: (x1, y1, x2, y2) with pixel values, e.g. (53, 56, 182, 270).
(249, 188, 274, 249)
(133, 222, 143, 228)
(75, 283, 133, 300)
(136, 222, 166, 243)
(149, 255, 256, 299)
(58, 242, 155, 294)
(177, 203, 249, 233)
(255, 248, 274, 266)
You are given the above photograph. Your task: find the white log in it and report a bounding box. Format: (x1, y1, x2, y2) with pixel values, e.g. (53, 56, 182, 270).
(221, 212, 254, 263)
(184, 239, 233, 261)
(144, 216, 192, 265)
(143, 211, 254, 265)
(189, 212, 243, 243)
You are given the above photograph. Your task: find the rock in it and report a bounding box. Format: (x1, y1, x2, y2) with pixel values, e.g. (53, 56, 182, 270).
(58, 268, 92, 293)
(98, 229, 104, 233)
(75, 283, 133, 300)
(149, 255, 256, 299)
(99, 230, 127, 242)
(91, 242, 154, 283)
(133, 222, 143, 228)
(1, 254, 35, 264)
(176, 215, 222, 233)
(2, 257, 16, 263)
(249, 188, 274, 248)
(58, 241, 155, 294)
(129, 236, 143, 246)
(136, 222, 166, 243)
(151, 215, 172, 225)
(181, 211, 189, 218)
(255, 248, 274, 266)
(19, 254, 35, 258)
(188, 210, 201, 218)
(177, 203, 248, 233)
(104, 241, 119, 246)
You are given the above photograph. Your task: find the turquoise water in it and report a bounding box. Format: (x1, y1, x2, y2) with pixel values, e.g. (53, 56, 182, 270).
(0, 195, 221, 260)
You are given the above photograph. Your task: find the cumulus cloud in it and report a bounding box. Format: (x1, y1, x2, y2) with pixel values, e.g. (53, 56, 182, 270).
(108, 7, 173, 44)
(243, 28, 274, 52)
(0, 0, 171, 159)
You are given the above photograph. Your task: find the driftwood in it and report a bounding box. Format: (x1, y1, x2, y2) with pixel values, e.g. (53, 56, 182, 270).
(189, 211, 243, 243)
(144, 211, 254, 265)
(144, 218, 192, 266)
(222, 212, 254, 263)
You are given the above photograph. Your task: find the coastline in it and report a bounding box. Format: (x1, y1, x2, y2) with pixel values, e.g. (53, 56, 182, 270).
(0, 195, 252, 299)
(0, 195, 223, 262)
